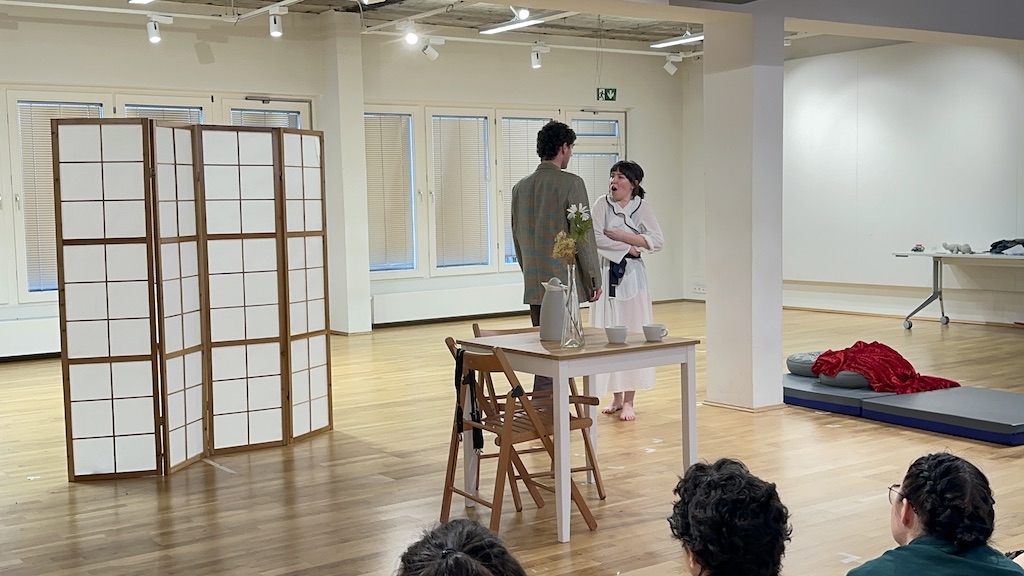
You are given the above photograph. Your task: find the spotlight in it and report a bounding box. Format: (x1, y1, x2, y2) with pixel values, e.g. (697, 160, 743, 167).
(511, 5, 530, 20)
(269, 14, 283, 37)
(530, 43, 549, 69)
(663, 61, 677, 75)
(422, 44, 439, 61)
(405, 32, 419, 45)
(663, 53, 682, 75)
(147, 19, 161, 43)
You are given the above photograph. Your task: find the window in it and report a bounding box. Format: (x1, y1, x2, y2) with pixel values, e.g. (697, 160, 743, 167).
(499, 116, 552, 266)
(572, 153, 620, 205)
(567, 112, 626, 205)
(230, 108, 301, 128)
(364, 113, 416, 272)
(124, 104, 203, 123)
(430, 114, 491, 270)
(17, 101, 104, 292)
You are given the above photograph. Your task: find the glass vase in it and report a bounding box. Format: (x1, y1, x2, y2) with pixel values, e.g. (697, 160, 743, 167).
(561, 263, 586, 348)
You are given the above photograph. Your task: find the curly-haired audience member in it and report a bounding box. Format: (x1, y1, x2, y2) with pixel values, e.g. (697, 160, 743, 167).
(668, 458, 792, 576)
(398, 519, 526, 576)
(848, 452, 1024, 576)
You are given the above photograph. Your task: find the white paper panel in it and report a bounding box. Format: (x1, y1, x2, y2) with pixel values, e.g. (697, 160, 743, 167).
(303, 168, 321, 199)
(60, 163, 103, 201)
(210, 307, 246, 342)
(209, 273, 244, 308)
(285, 167, 303, 199)
(164, 318, 183, 352)
(114, 397, 155, 435)
(285, 200, 304, 232)
(109, 319, 152, 356)
(213, 378, 248, 414)
(114, 435, 156, 472)
(238, 131, 274, 165)
(203, 130, 239, 165)
(287, 237, 305, 269)
(245, 305, 279, 339)
(214, 413, 248, 449)
(168, 390, 186, 430)
(248, 375, 280, 410)
(71, 399, 113, 438)
(166, 355, 185, 394)
(162, 280, 182, 316)
(157, 164, 177, 201)
(248, 409, 282, 444)
(304, 201, 322, 232)
(309, 335, 327, 367)
(66, 321, 110, 358)
(101, 124, 144, 162)
(291, 339, 309, 371)
(65, 283, 108, 321)
(106, 244, 149, 281)
(155, 127, 175, 165)
(292, 369, 309, 403)
(69, 363, 112, 401)
(212, 345, 247, 380)
(240, 166, 275, 200)
(292, 403, 310, 437)
(305, 237, 323, 268)
(177, 165, 195, 200)
(289, 302, 307, 336)
(206, 201, 242, 235)
(159, 202, 178, 236)
(246, 343, 280, 377)
(64, 245, 106, 283)
(112, 361, 154, 397)
(310, 365, 328, 399)
(243, 239, 277, 272)
(185, 352, 203, 386)
(311, 397, 330, 430)
(186, 385, 203, 423)
(161, 244, 181, 279)
(175, 129, 194, 164)
(107, 281, 150, 319)
(59, 125, 102, 162)
(186, 422, 203, 458)
(178, 202, 197, 237)
(302, 135, 321, 167)
(205, 166, 241, 200)
(244, 271, 278, 306)
(62, 201, 105, 239)
(183, 312, 202, 348)
(288, 270, 306, 303)
(207, 240, 243, 274)
(104, 201, 147, 238)
(307, 302, 325, 332)
(284, 133, 302, 166)
(306, 268, 324, 300)
(103, 163, 145, 200)
(180, 242, 199, 277)
(241, 200, 276, 234)
(73, 438, 115, 475)
(169, 427, 187, 467)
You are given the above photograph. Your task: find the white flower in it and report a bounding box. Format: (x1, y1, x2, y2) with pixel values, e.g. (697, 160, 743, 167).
(566, 205, 579, 219)
(581, 213, 590, 221)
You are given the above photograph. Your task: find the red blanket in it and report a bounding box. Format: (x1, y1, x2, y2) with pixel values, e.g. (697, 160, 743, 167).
(811, 341, 959, 394)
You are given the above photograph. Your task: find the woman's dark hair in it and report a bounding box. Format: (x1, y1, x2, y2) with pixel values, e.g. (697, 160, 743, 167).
(536, 120, 576, 161)
(398, 519, 526, 576)
(610, 160, 646, 199)
(668, 458, 792, 576)
(900, 452, 996, 551)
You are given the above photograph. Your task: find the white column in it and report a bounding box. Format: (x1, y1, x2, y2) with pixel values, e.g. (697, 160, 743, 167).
(319, 11, 372, 334)
(703, 13, 784, 410)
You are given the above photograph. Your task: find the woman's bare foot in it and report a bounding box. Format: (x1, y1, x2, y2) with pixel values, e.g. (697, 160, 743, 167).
(619, 403, 636, 421)
(602, 404, 622, 415)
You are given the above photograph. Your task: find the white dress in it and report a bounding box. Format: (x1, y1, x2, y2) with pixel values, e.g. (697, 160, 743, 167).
(589, 194, 665, 396)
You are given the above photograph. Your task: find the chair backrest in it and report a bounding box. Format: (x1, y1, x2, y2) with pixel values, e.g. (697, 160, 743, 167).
(445, 337, 536, 422)
(472, 323, 539, 338)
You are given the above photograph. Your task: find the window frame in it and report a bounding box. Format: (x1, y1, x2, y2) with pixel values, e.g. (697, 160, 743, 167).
(6, 89, 114, 304)
(114, 93, 213, 123)
(222, 97, 310, 129)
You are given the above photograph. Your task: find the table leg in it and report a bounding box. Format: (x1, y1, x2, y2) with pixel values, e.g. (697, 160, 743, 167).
(462, 429, 478, 507)
(903, 257, 943, 326)
(583, 374, 597, 485)
(553, 366, 571, 543)
(680, 346, 697, 469)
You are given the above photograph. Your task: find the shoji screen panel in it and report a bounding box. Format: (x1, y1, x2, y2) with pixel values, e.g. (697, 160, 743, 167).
(199, 126, 287, 453)
(152, 123, 207, 472)
(281, 130, 332, 440)
(55, 119, 161, 480)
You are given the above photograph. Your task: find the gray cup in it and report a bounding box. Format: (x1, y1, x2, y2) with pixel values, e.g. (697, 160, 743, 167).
(604, 325, 628, 344)
(642, 323, 668, 342)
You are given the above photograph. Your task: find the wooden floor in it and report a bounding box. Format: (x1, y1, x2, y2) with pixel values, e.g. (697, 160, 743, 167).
(2, 302, 1023, 575)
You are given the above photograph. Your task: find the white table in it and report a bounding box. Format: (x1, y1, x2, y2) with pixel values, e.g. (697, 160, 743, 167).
(894, 251, 1024, 328)
(458, 327, 700, 543)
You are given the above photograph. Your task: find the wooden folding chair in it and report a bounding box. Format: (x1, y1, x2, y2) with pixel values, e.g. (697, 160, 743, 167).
(442, 337, 599, 533)
(471, 323, 606, 500)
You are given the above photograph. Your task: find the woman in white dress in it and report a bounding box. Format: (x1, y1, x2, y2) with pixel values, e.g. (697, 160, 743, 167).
(590, 160, 664, 421)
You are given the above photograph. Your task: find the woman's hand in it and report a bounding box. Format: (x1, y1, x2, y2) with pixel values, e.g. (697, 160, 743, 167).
(628, 246, 641, 257)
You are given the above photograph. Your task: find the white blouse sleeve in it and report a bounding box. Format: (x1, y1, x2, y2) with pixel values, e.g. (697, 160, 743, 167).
(637, 201, 664, 254)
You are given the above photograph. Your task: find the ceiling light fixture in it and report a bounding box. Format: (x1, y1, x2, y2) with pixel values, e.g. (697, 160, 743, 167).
(531, 43, 549, 69)
(480, 10, 574, 35)
(663, 53, 683, 75)
(394, 19, 419, 45)
(510, 6, 529, 20)
(147, 19, 161, 43)
(269, 14, 283, 37)
(129, 0, 156, 4)
(422, 44, 439, 61)
(650, 31, 704, 49)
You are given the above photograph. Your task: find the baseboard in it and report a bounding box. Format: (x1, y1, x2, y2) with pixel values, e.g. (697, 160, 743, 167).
(702, 400, 787, 413)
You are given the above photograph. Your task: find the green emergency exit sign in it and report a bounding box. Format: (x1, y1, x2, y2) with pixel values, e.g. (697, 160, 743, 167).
(597, 87, 617, 101)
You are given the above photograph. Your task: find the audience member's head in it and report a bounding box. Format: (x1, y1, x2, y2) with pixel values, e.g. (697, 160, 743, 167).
(668, 458, 792, 576)
(398, 519, 526, 576)
(890, 452, 996, 551)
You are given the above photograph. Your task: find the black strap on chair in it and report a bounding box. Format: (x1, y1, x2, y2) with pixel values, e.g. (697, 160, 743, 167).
(454, 348, 484, 450)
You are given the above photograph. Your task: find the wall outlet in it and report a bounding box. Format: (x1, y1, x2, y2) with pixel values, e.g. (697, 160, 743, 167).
(692, 285, 706, 295)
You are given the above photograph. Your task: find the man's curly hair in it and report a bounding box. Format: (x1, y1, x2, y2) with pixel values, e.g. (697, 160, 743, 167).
(536, 120, 576, 161)
(900, 452, 996, 552)
(668, 458, 792, 576)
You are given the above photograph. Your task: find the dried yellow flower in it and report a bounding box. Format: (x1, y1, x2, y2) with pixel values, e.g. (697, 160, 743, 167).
(552, 231, 577, 263)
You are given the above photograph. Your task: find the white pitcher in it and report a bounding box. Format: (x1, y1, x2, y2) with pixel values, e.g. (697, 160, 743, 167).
(539, 277, 566, 341)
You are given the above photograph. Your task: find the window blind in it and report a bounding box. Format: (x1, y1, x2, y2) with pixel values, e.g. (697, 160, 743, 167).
(571, 153, 619, 206)
(364, 113, 416, 271)
(124, 104, 203, 124)
(432, 115, 490, 269)
(17, 101, 104, 292)
(500, 117, 548, 265)
(230, 109, 301, 129)
(571, 118, 619, 138)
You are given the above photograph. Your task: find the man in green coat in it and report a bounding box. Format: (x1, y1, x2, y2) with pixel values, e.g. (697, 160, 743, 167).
(511, 120, 602, 391)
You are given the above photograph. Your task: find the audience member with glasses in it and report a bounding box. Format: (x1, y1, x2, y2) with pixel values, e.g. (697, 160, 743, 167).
(848, 452, 1024, 575)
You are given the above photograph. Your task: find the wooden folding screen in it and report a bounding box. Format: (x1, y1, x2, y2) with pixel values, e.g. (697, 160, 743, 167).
(55, 119, 331, 481)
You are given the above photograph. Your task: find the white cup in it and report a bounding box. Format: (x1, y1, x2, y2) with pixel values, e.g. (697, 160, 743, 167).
(643, 323, 668, 342)
(605, 325, 628, 344)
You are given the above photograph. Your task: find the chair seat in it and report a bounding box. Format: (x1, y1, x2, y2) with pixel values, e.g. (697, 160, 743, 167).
(485, 412, 594, 445)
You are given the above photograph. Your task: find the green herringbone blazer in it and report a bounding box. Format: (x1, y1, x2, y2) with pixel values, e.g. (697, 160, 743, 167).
(511, 163, 602, 305)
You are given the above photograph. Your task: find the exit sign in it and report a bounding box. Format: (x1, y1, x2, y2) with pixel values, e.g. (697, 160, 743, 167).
(597, 87, 617, 101)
